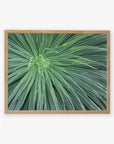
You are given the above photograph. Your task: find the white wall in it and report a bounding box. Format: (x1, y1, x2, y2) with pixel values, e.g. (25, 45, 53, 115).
(0, 0, 113, 144)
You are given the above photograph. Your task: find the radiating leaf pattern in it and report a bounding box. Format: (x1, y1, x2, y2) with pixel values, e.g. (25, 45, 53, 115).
(8, 33, 107, 110)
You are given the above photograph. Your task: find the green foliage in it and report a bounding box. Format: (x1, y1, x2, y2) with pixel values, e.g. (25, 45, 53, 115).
(8, 33, 107, 110)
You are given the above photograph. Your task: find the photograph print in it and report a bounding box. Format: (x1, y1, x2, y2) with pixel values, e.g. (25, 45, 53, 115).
(5, 30, 110, 113)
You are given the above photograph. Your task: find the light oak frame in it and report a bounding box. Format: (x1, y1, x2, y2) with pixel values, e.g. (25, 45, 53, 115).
(5, 30, 110, 114)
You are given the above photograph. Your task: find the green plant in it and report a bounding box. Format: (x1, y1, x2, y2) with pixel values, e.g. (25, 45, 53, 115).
(8, 33, 107, 110)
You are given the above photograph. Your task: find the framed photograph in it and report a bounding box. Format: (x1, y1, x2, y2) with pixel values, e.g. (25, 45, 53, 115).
(5, 30, 110, 114)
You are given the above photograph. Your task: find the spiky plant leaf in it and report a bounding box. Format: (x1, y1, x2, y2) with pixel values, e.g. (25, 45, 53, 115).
(8, 33, 107, 110)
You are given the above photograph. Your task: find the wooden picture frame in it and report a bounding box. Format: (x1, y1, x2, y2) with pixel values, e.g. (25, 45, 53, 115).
(5, 30, 110, 114)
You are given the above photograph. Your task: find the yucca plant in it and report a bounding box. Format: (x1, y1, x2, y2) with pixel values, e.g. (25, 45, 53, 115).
(8, 33, 107, 110)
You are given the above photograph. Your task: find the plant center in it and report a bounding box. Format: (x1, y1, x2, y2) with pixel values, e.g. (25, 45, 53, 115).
(28, 55, 50, 72)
